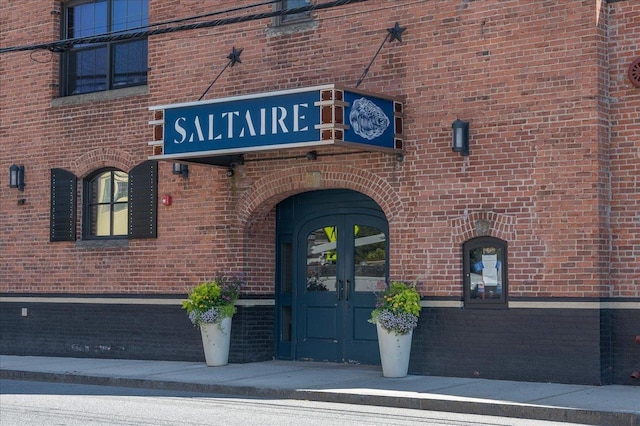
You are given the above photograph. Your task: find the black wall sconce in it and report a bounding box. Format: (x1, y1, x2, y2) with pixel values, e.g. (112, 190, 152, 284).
(452, 119, 469, 156)
(172, 163, 189, 178)
(9, 164, 25, 191)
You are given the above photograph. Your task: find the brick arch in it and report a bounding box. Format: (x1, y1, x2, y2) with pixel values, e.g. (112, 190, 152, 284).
(450, 210, 517, 244)
(237, 164, 404, 232)
(72, 148, 135, 178)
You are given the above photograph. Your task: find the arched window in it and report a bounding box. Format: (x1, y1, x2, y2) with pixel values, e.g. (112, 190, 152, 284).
(50, 161, 157, 242)
(463, 236, 508, 307)
(84, 169, 129, 238)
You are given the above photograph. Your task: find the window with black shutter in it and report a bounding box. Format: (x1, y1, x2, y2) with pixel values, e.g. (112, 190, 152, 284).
(50, 161, 157, 242)
(128, 160, 158, 239)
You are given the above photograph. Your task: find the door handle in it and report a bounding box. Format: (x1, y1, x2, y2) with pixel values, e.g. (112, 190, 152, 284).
(337, 279, 343, 301)
(345, 279, 350, 301)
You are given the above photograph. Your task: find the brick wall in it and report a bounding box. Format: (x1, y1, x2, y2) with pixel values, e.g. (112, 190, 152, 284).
(412, 306, 604, 385)
(1, 0, 637, 385)
(0, 299, 274, 363)
(2, 1, 637, 297)
(409, 302, 639, 386)
(607, 0, 640, 295)
(3, 296, 636, 385)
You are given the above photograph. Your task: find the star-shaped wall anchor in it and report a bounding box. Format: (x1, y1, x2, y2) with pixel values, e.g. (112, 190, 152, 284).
(198, 46, 244, 101)
(227, 47, 243, 67)
(355, 22, 407, 88)
(387, 22, 406, 43)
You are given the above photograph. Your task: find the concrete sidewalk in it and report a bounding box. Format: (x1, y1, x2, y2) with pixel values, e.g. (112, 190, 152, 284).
(1, 355, 638, 425)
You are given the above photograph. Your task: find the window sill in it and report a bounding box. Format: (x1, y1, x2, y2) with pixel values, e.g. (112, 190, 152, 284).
(267, 19, 318, 37)
(51, 85, 148, 108)
(463, 301, 509, 310)
(76, 239, 129, 249)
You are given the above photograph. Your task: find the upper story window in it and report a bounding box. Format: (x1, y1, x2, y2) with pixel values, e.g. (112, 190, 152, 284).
(61, 0, 148, 96)
(277, 0, 311, 25)
(85, 169, 129, 238)
(463, 236, 508, 308)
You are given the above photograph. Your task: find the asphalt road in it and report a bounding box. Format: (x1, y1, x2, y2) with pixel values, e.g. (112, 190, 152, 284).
(0, 379, 577, 426)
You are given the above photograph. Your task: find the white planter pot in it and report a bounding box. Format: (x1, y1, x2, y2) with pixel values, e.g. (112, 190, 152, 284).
(376, 322, 413, 378)
(200, 317, 232, 366)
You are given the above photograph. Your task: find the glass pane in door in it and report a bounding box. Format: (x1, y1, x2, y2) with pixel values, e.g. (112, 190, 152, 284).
(306, 227, 337, 292)
(353, 224, 386, 293)
(468, 244, 504, 300)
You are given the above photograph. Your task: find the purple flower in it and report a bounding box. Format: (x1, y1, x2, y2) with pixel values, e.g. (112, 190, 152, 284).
(375, 310, 418, 335)
(189, 307, 221, 326)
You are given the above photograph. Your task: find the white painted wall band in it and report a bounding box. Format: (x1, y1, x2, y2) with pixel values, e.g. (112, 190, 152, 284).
(0, 297, 273, 307)
(1, 297, 638, 309)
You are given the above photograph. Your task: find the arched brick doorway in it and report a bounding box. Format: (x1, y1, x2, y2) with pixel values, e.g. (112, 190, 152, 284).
(275, 189, 388, 364)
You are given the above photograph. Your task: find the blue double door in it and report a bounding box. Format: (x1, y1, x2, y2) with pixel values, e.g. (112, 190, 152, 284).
(276, 190, 388, 364)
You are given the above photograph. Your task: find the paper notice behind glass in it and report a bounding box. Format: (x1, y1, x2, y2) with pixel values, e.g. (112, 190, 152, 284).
(482, 254, 499, 285)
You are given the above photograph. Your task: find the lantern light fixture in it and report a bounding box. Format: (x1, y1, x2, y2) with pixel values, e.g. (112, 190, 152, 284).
(9, 164, 25, 191)
(172, 163, 189, 178)
(452, 119, 469, 156)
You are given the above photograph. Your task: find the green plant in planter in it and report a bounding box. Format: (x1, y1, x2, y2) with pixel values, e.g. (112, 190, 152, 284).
(182, 273, 242, 328)
(369, 281, 421, 335)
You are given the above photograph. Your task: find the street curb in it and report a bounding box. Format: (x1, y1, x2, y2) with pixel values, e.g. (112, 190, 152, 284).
(2, 369, 638, 426)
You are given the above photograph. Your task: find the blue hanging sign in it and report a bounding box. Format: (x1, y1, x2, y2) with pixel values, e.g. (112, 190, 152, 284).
(149, 84, 403, 161)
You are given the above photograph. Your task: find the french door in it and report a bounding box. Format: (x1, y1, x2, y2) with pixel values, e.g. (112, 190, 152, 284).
(295, 213, 388, 364)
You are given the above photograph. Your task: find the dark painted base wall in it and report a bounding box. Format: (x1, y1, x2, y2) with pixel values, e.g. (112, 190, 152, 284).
(410, 307, 640, 386)
(1, 299, 637, 386)
(607, 309, 640, 385)
(0, 301, 274, 364)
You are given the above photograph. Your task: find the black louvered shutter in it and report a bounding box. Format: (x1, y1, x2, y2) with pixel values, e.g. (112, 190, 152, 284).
(128, 160, 158, 239)
(50, 168, 77, 242)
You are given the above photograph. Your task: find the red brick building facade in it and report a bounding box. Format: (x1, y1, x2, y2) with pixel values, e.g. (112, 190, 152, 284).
(1, 0, 638, 385)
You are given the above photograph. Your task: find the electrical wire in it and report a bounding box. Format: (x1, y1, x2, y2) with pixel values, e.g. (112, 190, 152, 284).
(148, 0, 281, 28)
(29, 50, 53, 64)
(0, 0, 370, 54)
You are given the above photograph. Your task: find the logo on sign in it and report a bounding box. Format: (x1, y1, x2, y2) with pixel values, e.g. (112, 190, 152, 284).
(349, 97, 390, 140)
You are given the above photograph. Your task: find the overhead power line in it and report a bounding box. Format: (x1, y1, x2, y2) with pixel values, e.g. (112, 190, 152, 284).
(0, 0, 370, 54)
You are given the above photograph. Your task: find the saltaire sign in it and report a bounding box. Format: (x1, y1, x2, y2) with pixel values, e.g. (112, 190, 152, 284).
(148, 84, 403, 162)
